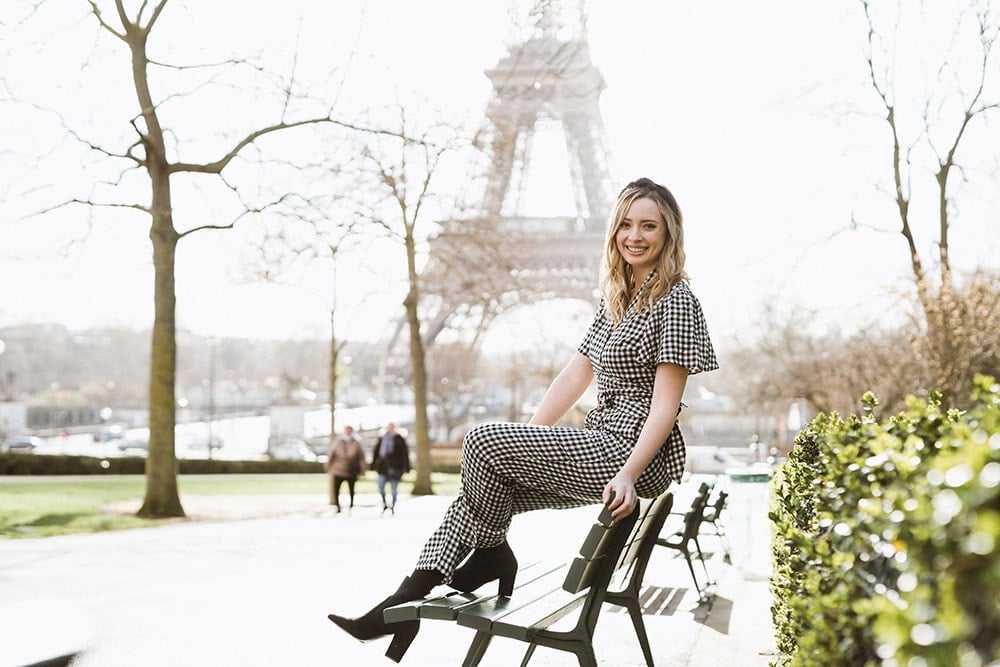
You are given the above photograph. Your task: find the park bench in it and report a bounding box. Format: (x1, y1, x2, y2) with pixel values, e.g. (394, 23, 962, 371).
(384, 491, 675, 666)
(656, 482, 714, 599)
(698, 489, 731, 563)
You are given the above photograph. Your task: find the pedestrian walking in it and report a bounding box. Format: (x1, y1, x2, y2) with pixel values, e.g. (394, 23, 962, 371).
(371, 422, 410, 515)
(325, 425, 367, 513)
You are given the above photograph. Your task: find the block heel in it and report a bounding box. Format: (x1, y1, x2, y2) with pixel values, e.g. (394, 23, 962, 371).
(450, 540, 519, 597)
(384, 620, 419, 663)
(498, 569, 516, 597)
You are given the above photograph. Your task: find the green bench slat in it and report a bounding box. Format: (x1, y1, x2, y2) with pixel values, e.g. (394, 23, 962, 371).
(423, 561, 567, 621)
(563, 550, 611, 594)
(614, 509, 664, 574)
(383, 561, 564, 623)
(577, 520, 617, 559)
(455, 564, 572, 631)
(561, 507, 626, 593)
(385, 591, 476, 622)
(484, 588, 589, 641)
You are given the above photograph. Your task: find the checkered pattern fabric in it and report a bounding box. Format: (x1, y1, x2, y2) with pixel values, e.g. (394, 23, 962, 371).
(578, 280, 719, 481)
(414, 279, 718, 579)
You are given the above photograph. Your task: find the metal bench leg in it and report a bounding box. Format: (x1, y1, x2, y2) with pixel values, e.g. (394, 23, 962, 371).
(572, 643, 599, 667)
(462, 630, 494, 667)
(693, 536, 714, 585)
(682, 548, 704, 598)
(715, 521, 733, 563)
(519, 643, 538, 667)
(622, 599, 655, 667)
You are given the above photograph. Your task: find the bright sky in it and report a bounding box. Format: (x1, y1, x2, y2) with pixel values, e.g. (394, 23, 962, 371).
(1, 0, 997, 356)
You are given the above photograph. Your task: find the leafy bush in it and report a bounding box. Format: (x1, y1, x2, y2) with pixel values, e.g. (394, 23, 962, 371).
(770, 375, 1000, 666)
(0, 453, 323, 475)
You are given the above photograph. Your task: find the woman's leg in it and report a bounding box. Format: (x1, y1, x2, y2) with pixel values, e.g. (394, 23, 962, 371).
(389, 478, 400, 509)
(346, 477, 357, 508)
(332, 476, 346, 512)
(414, 422, 637, 581)
(376, 474, 388, 510)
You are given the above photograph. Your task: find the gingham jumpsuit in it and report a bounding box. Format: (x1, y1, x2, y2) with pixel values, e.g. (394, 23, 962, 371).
(415, 278, 719, 579)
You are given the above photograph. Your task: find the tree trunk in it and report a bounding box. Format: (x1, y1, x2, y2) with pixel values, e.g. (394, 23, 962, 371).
(127, 21, 184, 518)
(138, 179, 183, 517)
(404, 234, 433, 495)
(329, 311, 338, 440)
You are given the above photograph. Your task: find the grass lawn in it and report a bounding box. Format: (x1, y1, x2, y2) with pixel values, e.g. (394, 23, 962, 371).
(0, 472, 460, 540)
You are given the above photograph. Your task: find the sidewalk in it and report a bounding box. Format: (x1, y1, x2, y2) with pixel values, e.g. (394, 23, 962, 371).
(0, 483, 778, 666)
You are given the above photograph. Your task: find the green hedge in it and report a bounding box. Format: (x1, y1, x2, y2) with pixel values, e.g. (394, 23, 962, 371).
(0, 453, 324, 475)
(0, 454, 462, 476)
(769, 374, 1000, 666)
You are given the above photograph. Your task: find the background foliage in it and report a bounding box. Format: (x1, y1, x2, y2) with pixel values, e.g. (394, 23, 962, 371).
(769, 375, 1000, 666)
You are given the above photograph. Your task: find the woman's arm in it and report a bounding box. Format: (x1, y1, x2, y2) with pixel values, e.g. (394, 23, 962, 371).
(603, 362, 689, 521)
(528, 352, 595, 426)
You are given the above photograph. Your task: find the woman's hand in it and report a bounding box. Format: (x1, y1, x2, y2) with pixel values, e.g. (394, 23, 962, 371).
(602, 472, 637, 522)
(602, 363, 688, 522)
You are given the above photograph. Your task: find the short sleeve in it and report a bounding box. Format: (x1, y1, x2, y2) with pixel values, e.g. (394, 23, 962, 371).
(576, 299, 607, 357)
(653, 284, 719, 375)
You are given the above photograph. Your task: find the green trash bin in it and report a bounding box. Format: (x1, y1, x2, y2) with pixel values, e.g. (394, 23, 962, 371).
(725, 465, 774, 578)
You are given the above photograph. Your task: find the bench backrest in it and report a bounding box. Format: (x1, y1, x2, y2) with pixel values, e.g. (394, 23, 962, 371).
(562, 492, 675, 595)
(702, 490, 728, 523)
(612, 492, 675, 589)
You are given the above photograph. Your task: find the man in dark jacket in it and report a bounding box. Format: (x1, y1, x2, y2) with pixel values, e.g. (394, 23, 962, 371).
(372, 422, 410, 514)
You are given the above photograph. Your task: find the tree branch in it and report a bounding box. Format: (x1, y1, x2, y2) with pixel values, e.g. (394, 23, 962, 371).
(169, 117, 397, 175)
(861, 0, 924, 286)
(22, 197, 149, 222)
(84, 0, 127, 41)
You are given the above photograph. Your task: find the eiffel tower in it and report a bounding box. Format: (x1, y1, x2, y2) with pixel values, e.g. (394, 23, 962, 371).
(483, 1, 616, 237)
(378, 0, 615, 381)
(444, 1, 615, 321)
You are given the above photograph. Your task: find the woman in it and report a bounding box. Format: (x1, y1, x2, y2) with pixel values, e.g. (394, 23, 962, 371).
(325, 425, 367, 512)
(327, 177, 718, 662)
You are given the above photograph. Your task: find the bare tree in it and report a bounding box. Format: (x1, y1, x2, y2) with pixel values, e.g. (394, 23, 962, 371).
(857, 0, 1000, 404)
(1, 1, 374, 516)
(349, 105, 476, 495)
(238, 180, 380, 443)
(728, 302, 927, 421)
(426, 342, 482, 444)
(725, 1, 1000, 425)
(900, 269, 1000, 407)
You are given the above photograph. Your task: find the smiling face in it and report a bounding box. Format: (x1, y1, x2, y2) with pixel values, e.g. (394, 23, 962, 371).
(615, 196, 667, 285)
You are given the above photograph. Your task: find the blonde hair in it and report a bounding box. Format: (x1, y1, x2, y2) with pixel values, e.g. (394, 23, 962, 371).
(600, 178, 687, 322)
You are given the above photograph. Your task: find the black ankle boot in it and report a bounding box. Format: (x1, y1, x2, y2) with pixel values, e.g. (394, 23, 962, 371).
(327, 569, 442, 662)
(449, 540, 518, 597)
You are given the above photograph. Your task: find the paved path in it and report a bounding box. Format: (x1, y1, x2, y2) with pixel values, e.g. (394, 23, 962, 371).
(0, 480, 778, 666)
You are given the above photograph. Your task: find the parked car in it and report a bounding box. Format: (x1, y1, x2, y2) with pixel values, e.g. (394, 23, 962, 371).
(268, 439, 318, 462)
(685, 446, 743, 475)
(118, 434, 149, 452)
(94, 424, 126, 442)
(1, 435, 42, 453)
(189, 435, 224, 450)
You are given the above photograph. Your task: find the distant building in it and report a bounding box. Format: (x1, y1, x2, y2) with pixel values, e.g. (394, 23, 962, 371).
(26, 403, 100, 431)
(1, 401, 28, 436)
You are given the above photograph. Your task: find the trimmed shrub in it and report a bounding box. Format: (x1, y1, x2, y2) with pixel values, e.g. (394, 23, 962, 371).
(0, 454, 461, 476)
(0, 453, 324, 475)
(770, 375, 1000, 667)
